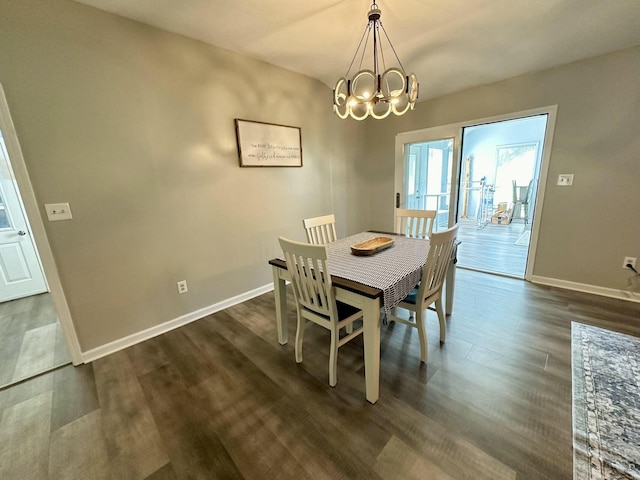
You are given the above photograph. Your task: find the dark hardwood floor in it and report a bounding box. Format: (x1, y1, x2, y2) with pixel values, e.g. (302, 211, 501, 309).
(1, 270, 638, 479)
(0, 293, 71, 389)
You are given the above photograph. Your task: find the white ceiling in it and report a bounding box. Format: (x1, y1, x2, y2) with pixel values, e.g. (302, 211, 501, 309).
(73, 0, 640, 101)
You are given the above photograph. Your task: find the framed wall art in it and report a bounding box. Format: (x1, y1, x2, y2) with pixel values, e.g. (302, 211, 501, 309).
(235, 119, 302, 167)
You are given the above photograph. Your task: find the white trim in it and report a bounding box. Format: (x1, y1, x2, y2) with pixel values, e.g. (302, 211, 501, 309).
(524, 106, 557, 281)
(81, 283, 274, 363)
(79, 272, 639, 363)
(0, 84, 83, 365)
(530, 275, 640, 303)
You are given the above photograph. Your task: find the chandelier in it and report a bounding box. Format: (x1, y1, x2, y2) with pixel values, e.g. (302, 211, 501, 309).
(333, 1, 419, 120)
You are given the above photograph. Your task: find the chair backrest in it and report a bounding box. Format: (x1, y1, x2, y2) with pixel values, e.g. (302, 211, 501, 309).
(278, 237, 337, 319)
(303, 214, 337, 245)
(395, 208, 437, 239)
(523, 179, 534, 205)
(416, 224, 459, 300)
(513, 179, 533, 204)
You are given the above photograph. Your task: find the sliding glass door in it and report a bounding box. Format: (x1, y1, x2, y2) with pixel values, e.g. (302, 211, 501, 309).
(394, 106, 557, 279)
(455, 115, 548, 277)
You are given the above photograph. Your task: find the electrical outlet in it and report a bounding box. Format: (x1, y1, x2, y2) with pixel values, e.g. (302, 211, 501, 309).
(177, 280, 188, 294)
(557, 174, 574, 186)
(45, 202, 73, 221)
(623, 257, 637, 270)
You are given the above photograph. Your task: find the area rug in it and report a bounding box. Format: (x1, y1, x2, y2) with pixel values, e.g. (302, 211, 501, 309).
(572, 322, 640, 479)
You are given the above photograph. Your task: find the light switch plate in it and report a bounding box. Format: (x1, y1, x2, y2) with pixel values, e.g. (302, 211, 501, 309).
(45, 203, 73, 221)
(557, 174, 574, 186)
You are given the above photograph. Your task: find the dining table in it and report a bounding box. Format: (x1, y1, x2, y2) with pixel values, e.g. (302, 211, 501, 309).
(268, 230, 458, 404)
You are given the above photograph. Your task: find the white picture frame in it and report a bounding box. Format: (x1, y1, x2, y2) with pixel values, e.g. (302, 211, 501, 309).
(235, 119, 302, 167)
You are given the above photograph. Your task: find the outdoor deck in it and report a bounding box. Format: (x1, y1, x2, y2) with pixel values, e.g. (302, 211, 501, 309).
(454, 218, 531, 277)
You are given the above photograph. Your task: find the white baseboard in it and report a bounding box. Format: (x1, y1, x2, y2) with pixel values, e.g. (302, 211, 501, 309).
(81, 283, 274, 363)
(80, 275, 638, 363)
(530, 275, 640, 303)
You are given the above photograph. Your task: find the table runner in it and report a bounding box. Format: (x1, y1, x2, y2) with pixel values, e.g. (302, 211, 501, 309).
(572, 322, 640, 480)
(325, 232, 429, 309)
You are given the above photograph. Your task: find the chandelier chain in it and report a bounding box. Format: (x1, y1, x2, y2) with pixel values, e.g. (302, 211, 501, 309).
(377, 23, 386, 74)
(379, 23, 406, 72)
(357, 24, 372, 74)
(345, 23, 371, 79)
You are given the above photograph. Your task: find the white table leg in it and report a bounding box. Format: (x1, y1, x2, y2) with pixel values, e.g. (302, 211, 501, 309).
(362, 296, 381, 404)
(445, 262, 456, 315)
(334, 288, 381, 404)
(272, 266, 288, 345)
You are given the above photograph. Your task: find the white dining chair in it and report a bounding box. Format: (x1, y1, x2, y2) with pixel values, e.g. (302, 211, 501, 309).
(395, 208, 437, 239)
(388, 224, 459, 363)
(303, 214, 337, 245)
(279, 236, 363, 387)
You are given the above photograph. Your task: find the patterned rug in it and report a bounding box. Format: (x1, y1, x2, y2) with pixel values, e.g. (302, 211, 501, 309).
(572, 322, 640, 479)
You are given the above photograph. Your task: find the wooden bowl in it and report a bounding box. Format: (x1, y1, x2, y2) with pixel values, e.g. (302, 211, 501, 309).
(351, 237, 395, 256)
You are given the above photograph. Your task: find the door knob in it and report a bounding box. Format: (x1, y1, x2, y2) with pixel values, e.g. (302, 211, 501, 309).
(17, 230, 27, 236)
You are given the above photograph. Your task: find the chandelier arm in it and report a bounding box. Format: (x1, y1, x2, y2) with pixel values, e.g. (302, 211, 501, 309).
(345, 22, 372, 78)
(357, 25, 372, 73)
(379, 23, 406, 73)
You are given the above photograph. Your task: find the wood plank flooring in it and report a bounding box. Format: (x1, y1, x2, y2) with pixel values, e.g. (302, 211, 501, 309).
(455, 218, 530, 277)
(1, 269, 639, 479)
(0, 293, 71, 389)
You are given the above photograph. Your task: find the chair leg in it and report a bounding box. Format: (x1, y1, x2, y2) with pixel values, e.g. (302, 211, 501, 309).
(435, 298, 446, 344)
(415, 309, 428, 363)
(295, 313, 305, 364)
(345, 323, 353, 334)
(329, 328, 338, 387)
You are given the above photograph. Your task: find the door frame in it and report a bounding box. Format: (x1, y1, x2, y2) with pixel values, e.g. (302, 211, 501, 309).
(0, 84, 82, 365)
(395, 105, 558, 280)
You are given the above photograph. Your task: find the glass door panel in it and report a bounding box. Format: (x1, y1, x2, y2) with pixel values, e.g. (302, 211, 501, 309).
(0, 190, 10, 229)
(402, 138, 454, 232)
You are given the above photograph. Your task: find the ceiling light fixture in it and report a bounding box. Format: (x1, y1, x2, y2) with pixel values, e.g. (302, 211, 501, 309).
(333, 1, 419, 121)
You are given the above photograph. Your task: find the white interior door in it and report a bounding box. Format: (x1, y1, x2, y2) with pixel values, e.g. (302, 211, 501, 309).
(0, 133, 47, 302)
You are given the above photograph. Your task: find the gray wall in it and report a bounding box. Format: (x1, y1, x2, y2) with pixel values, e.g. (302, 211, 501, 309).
(1, 0, 637, 354)
(364, 47, 640, 291)
(0, 0, 367, 351)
